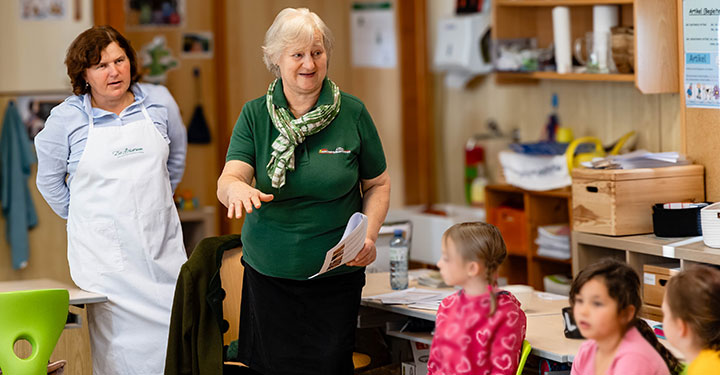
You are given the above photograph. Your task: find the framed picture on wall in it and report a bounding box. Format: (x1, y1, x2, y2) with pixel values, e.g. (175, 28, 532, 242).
(181, 32, 213, 59)
(20, 0, 68, 20)
(16, 94, 66, 140)
(125, 0, 184, 28)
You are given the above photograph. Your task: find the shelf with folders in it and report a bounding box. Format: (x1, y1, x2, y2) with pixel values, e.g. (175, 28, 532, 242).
(492, 0, 678, 93)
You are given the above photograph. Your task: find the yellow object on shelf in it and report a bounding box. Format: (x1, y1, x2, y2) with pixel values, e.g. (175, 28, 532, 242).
(565, 131, 635, 172)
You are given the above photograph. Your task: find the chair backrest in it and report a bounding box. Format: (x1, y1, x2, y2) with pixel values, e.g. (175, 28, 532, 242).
(220, 247, 243, 345)
(516, 339, 532, 375)
(0, 289, 69, 375)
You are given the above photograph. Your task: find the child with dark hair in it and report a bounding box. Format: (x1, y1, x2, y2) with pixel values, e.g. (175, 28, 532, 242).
(570, 258, 682, 375)
(427, 222, 527, 375)
(662, 265, 720, 375)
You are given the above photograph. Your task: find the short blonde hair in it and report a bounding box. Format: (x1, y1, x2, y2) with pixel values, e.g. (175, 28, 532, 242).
(262, 8, 334, 77)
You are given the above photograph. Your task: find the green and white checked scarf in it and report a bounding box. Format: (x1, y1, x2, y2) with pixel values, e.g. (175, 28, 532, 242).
(265, 78, 341, 188)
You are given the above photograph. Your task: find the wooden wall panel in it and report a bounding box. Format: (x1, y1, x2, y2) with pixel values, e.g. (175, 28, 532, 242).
(433, 79, 680, 205)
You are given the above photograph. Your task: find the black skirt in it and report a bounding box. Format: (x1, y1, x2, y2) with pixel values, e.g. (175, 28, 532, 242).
(236, 258, 366, 375)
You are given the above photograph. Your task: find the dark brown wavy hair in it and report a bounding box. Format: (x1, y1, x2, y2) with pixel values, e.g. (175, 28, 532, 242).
(665, 265, 720, 354)
(64, 25, 140, 96)
(570, 258, 682, 375)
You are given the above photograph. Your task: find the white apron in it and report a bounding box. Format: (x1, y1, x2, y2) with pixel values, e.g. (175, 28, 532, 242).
(67, 101, 186, 375)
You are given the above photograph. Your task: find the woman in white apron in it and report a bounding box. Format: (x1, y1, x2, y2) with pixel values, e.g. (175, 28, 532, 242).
(35, 26, 187, 375)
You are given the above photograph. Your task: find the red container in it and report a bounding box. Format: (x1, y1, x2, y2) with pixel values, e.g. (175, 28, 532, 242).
(494, 206, 527, 255)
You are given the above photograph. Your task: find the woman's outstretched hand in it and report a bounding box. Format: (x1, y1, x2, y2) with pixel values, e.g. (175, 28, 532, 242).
(225, 181, 274, 219)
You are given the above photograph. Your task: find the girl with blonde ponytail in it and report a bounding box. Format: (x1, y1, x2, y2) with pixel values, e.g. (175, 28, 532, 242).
(427, 222, 527, 375)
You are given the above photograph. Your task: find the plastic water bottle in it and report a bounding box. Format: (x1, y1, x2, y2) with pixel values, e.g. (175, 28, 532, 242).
(389, 229, 409, 290)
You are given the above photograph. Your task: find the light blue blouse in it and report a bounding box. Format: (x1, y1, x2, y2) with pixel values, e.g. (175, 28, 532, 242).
(35, 83, 187, 219)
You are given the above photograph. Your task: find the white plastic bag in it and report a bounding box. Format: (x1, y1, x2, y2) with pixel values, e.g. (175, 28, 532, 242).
(499, 151, 571, 191)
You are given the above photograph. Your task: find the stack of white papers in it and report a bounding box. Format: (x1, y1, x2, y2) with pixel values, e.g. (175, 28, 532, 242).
(362, 288, 455, 311)
(536, 224, 570, 260)
(581, 150, 690, 169)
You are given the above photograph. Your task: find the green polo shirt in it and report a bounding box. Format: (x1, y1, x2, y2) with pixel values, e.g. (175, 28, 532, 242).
(226, 78, 387, 280)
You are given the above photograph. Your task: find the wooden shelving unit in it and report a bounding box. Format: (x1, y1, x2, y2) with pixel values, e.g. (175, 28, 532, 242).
(492, 0, 679, 93)
(572, 231, 720, 319)
(486, 184, 573, 290)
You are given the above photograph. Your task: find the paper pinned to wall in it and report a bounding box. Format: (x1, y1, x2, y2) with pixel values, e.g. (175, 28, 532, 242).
(350, 2, 397, 68)
(682, 0, 720, 109)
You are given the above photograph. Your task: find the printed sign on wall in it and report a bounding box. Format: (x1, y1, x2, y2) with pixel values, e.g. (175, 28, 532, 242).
(683, 0, 720, 108)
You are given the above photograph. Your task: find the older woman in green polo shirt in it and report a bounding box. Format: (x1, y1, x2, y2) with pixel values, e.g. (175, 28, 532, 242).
(217, 7, 390, 375)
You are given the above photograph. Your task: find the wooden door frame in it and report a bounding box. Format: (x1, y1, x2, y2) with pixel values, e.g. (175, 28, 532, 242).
(397, 0, 435, 205)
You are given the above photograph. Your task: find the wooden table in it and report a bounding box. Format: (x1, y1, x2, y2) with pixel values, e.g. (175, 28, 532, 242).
(361, 272, 683, 364)
(0, 278, 107, 306)
(362, 272, 570, 320)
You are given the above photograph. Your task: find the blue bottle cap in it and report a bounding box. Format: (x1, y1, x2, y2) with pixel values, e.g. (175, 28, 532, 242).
(393, 229, 403, 237)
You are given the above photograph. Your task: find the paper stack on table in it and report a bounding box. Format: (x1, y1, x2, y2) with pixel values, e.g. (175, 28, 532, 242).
(582, 150, 690, 169)
(363, 287, 455, 311)
(536, 224, 570, 260)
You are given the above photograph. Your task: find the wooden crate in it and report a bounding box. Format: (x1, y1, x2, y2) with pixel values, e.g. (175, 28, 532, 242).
(572, 165, 705, 236)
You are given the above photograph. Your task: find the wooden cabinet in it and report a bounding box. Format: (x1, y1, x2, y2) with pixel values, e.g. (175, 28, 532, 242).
(572, 231, 720, 319)
(492, 0, 679, 93)
(486, 184, 573, 290)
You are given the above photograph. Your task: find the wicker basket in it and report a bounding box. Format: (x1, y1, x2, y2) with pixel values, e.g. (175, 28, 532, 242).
(701, 202, 720, 248)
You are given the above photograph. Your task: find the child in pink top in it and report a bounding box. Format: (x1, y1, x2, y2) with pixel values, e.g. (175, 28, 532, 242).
(427, 222, 527, 375)
(569, 259, 682, 375)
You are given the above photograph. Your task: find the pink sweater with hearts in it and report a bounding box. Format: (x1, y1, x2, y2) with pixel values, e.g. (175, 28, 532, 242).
(428, 289, 527, 375)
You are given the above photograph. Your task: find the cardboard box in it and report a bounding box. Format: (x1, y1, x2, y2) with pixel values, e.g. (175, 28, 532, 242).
(643, 263, 680, 307)
(572, 165, 704, 236)
(641, 304, 664, 322)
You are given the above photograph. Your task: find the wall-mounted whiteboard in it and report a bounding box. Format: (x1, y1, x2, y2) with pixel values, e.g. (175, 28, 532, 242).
(0, 0, 93, 94)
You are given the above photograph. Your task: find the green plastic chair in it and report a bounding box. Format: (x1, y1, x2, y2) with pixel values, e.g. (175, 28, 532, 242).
(0, 289, 69, 375)
(516, 339, 532, 375)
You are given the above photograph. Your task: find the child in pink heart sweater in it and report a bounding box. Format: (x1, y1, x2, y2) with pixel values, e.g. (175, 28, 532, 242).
(427, 222, 527, 375)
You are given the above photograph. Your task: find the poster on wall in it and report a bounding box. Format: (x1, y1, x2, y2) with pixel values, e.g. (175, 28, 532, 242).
(15, 95, 66, 140)
(126, 0, 183, 28)
(20, 0, 67, 20)
(181, 32, 213, 59)
(683, 0, 720, 108)
(350, 2, 397, 68)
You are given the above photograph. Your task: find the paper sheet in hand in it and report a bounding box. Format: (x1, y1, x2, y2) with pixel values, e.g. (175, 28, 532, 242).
(309, 212, 368, 279)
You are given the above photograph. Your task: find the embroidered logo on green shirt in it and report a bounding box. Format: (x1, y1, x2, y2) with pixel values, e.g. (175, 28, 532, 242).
(112, 147, 144, 158)
(319, 147, 351, 154)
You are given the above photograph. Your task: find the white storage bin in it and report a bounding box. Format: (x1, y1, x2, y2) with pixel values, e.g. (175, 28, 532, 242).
(385, 204, 486, 265)
(701, 202, 720, 248)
